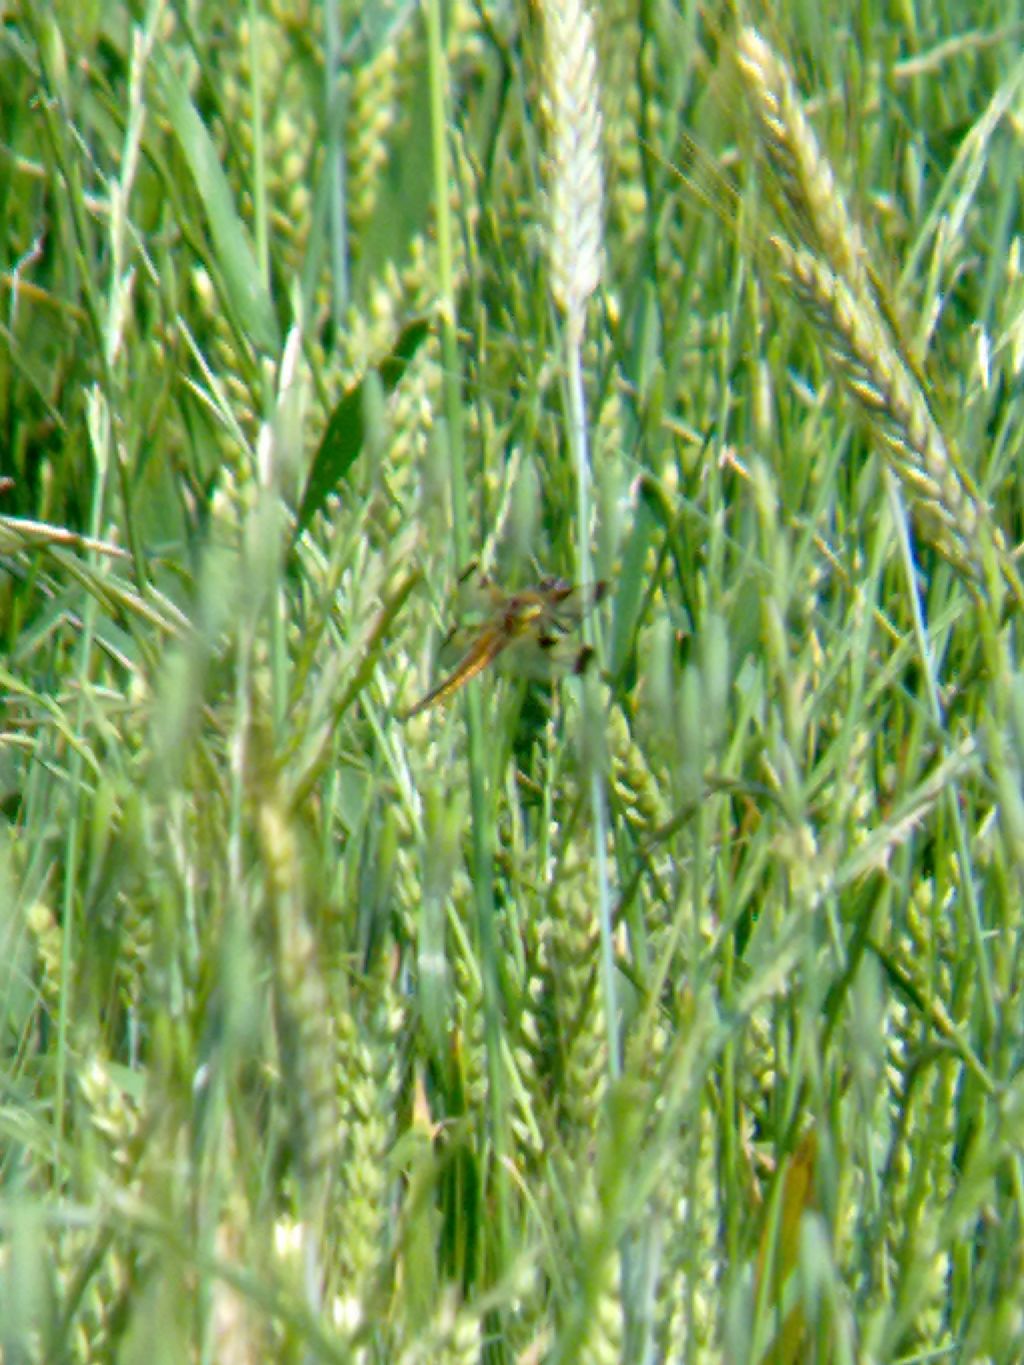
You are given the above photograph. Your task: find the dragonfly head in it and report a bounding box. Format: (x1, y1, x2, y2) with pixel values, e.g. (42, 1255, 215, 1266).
(504, 595, 546, 638)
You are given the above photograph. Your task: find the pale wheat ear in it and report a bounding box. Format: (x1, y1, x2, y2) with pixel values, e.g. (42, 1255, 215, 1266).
(538, 0, 605, 345)
(736, 27, 873, 310)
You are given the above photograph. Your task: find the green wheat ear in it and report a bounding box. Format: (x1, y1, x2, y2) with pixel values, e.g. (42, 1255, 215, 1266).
(736, 26, 1017, 607)
(770, 235, 988, 585)
(256, 788, 337, 1221)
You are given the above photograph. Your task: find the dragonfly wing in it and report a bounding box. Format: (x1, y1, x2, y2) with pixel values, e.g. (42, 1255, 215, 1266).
(503, 630, 593, 681)
(548, 579, 608, 629)
(433, 571, 509, 667)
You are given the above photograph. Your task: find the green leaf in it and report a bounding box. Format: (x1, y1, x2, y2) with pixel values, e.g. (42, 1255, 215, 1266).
(295, 316, 430, 535)
(153, 54, 279, 353)
(609, 475, 660, 680)
(342, 0, 417, 65)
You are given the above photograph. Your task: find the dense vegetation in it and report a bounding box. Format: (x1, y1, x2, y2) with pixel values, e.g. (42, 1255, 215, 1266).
(3, 2, 1024, 1360)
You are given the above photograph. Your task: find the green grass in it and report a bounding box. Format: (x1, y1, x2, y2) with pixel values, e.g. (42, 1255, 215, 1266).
(3, 0, 1024, 1360)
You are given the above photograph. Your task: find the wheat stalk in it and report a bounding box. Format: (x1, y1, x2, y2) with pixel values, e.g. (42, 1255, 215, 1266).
(537, 0, 621, 1091)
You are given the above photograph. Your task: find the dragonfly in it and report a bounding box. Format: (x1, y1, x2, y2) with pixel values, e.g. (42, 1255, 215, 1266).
(400, 568, 607, 720)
